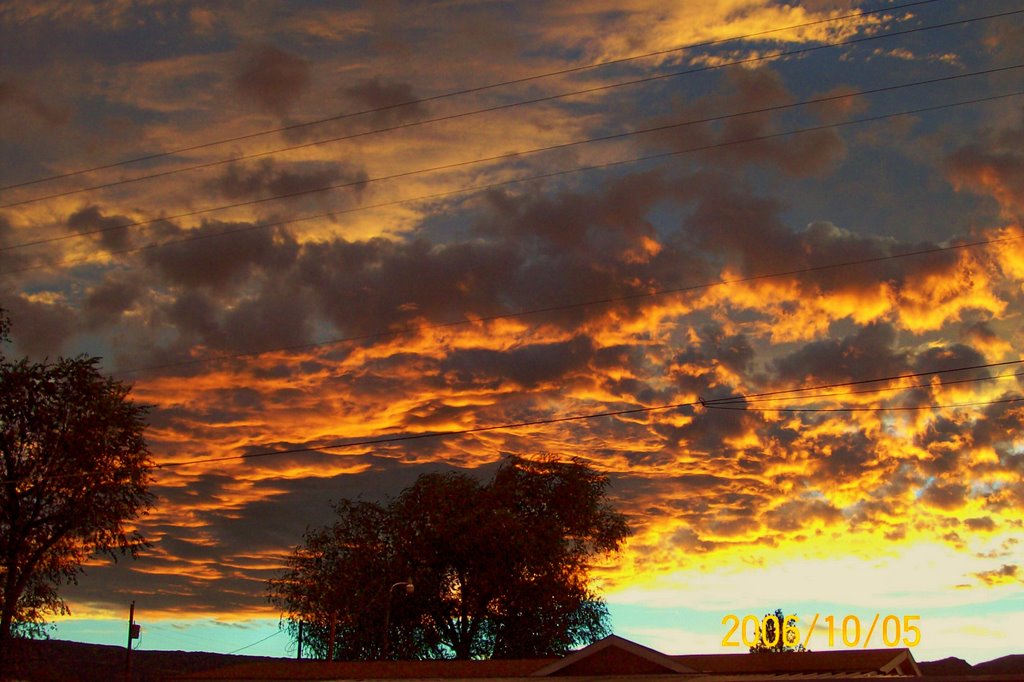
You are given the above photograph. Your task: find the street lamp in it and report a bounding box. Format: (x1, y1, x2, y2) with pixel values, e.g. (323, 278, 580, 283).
(382, 578, 414, 660)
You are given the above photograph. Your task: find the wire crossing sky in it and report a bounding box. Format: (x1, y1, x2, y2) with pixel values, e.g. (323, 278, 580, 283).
(2, 0, 1024, 663)
(0, 0, 947, 194)
(5, 61, 1024, 253)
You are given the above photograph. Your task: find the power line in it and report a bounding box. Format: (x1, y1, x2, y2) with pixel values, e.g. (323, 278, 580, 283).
(4, 89, 1020, 384)
(75, 228, 1024, 379)
(156, 400, 704, 469)
(702, 359, 1024, 405)
(225, 629, 283, 655)
(5, 81, 1023, 257)
(705, 396, 1024, 412)
(29, 358, 1024, 483)
(701, 361, 1024, 411)
(153, 359, 1024, 470)
(2, 2, 1000, 210)
(0, 0, 945, 194)
(710, 369, 1024, 405)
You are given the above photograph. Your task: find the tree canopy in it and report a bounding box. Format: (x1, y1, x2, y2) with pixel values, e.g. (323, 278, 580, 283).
(0, 309, 154, 651)
(268, 456, 630, 660)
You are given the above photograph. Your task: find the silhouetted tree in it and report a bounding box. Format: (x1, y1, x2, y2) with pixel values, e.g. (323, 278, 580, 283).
(269, 455, 630, 660)
(0, 309, 154, 655)
(749, 608, 807, 653)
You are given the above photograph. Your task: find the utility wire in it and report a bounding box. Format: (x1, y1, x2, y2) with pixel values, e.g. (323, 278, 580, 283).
(153, 359, 1024, 469)
(0, 0, 945, 193)
(29, 360, 1023, 482)
(1, 3, 1001, 210)
(4, 91, 1020, 380)
(5, 80, 1023, 257)
(94, 231, 1024, 378)
(701, 359, 1024, 405)
(705, 396, 1024, 412)
(156, 400, 704, 468)
(708, 369, 1024, 405)
(225, 629, 283, 655)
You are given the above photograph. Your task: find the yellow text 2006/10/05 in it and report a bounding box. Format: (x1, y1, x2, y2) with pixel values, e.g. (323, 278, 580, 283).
(721, 613, 922, 650)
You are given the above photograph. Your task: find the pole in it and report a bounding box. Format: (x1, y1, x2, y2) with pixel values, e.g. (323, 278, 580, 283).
(382, 594, 391, 661)
(327, 612, 336, 661)
(382, 579, 414, 660)
(124, 601, 135, 682)
(296, 620, 303, 660)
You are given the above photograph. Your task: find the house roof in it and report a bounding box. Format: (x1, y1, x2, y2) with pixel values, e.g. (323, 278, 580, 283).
(673, 648, 920, 676)
(178, 634, 925, 681)
(530, 635, 698, 676)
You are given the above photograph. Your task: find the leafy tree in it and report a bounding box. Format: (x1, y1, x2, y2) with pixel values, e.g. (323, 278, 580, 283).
(749, 608, 807, 653)
(269, 455, 630, 660)
(0, 309, 154, 654)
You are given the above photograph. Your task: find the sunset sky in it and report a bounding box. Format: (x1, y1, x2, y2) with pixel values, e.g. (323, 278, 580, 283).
(2, 0, 1024, 664)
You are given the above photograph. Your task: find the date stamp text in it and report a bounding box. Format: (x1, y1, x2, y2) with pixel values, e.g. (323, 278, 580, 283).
(721, 613, 921, 650)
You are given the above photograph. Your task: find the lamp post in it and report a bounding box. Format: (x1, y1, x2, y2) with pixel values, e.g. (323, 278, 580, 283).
(381, 578, 414, 660)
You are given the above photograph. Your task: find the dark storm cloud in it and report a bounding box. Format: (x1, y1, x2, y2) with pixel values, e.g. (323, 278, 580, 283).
(966, 399, 1024, 452)
(675, 323, 754, 375)
(233, 44, 311, 117)
(158, 472, 239, 509)
(848, 498, 901, 528)
(920, 480, 969, 510)
(221, 280, 315, 351)
(965, 516, 996, 532)
(706, 511, 760, 538)
(764, 498, 843, 533)
(946, 117, 1024, 217)
(480, 169, 671, 254)
(165, 290, 227, 347)
(659, 404, 754, 457)
(0, 214, 37, 273)
(157, 278, 314, 356)
(341, 77, 427, 125)
(811, 431, 878, 482)
(962, 320, 1003, 346)
(676, 172, 960, 301)
(120, 164, 709, 364)
(591, 344, 679, 407)
(646, 67, 846, 177)
(297, 236, 522, 336)
(670, 527, 718, 553)
(440, 336, 596, 390)
(144, 222, 299, 292)
(82, 273, 143, 329)
(983, 19, 1024, 64)
(601, 374, 674, 407)
(666, 324, 762, 455)
(3, 294, 77, 358)
(972, 563, 1021, 586)
(911, 343, 988, 384)
(66, 205, 134, 252)
(773, 322, 908, 384)
(462, 172, 711, 324)
(679, 172, 798, 276)
(0, 79, 70, 126)
(210, 159, 368, 205)
(704, 68, 846, 176)
(794, 220, 910, 291)
(914, 417, 967, 476)
(295, 202, 688, 344)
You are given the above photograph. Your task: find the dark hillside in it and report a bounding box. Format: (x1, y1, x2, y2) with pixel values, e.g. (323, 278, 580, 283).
(0, 638, 281, 682)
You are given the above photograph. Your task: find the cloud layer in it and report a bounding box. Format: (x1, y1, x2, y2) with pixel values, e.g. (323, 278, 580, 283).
(1, 0, 1022, 646)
